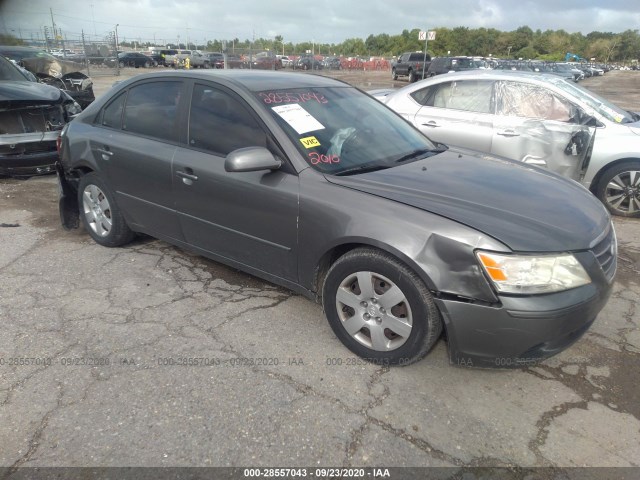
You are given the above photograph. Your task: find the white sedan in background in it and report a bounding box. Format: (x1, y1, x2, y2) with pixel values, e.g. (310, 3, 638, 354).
(373, 70, 640, 217)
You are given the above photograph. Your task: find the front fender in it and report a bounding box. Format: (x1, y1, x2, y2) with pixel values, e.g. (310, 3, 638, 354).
(297, 171, 507, 303)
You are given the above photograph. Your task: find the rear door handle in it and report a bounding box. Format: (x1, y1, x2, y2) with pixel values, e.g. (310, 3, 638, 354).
(421, 121, 440, 128)
(176, 169, 199, 185)
(497, 129, 520, 137)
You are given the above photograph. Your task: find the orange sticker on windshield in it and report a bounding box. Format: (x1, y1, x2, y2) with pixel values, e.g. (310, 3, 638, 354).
(300, 136, 321, 149)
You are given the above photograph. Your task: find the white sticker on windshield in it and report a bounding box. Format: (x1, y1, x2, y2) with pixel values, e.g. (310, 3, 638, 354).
(272, 104, 325, 134)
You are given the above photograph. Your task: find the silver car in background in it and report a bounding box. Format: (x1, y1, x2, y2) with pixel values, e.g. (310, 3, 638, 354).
(374, 70, 640, 217)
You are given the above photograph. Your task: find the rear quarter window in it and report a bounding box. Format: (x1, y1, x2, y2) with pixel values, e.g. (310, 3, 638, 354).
(122, 81, 183, 141)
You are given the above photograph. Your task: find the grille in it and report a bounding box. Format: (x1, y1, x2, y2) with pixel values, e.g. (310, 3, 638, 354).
(591, 224, 617, 283)
(0, 141, 56, 156)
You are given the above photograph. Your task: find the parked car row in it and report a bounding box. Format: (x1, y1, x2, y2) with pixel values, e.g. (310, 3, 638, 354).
(493, 60, 607, 82)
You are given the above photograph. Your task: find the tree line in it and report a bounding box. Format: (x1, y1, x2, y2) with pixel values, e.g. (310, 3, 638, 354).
(201, 27, 640, 63)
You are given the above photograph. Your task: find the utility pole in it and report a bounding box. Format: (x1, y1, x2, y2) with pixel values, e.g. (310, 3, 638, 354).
(115, 24, 120, 76)
(50, 8, 57, 47)
(91, 4, 97, 36)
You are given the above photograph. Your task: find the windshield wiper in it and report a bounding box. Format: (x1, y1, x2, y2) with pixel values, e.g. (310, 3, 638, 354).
(394, 147, 446, 163)
(334, 163, 392, 176)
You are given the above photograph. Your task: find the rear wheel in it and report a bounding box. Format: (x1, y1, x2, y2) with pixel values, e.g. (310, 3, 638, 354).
(322, 248, 442, 365)
(595, 162, 640, 217)
(78, 173, 135, 247)
(144, 61, 150, 68)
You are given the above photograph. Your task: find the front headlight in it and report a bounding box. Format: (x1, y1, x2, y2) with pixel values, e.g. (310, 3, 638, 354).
(476, 251, 591, 294)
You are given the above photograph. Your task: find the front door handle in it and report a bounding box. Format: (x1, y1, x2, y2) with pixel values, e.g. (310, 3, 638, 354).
(497, 129, 520, 137)
(97, 147, 113, 160)
(422, 120, 440, 128)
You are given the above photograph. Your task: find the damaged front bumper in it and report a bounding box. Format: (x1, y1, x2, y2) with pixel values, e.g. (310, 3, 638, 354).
(0, 131, 59, 176)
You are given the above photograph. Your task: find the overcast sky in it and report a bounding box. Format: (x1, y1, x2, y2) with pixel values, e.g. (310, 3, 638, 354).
(2, 0, 639, 47)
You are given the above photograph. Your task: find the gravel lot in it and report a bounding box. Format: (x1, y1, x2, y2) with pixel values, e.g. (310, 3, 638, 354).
(0, 67, 639, 474)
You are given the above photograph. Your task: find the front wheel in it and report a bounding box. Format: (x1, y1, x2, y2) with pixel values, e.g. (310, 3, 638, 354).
(322, 248, 442, 365)
(78, 173, 136, 247)
(408, 69, 416, 83)
(392, 68, 398, 80)
(595, 162, 640, 217)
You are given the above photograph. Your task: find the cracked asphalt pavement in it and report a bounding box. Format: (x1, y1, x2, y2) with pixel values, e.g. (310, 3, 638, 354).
(0, 70, 639, 470)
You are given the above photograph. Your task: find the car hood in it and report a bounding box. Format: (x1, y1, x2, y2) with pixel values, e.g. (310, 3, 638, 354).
(0, 81, 63, 106)
(325, 149, 610, 252)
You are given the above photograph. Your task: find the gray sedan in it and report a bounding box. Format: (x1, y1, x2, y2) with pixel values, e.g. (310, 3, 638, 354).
(374, 70, 640, 217)
(57, 70, 615, 367)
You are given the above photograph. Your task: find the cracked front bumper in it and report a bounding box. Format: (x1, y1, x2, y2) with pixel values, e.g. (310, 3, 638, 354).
(436, 279, 613, 368)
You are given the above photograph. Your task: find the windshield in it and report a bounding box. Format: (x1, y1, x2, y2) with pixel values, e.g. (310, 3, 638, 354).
(0, 55, 32, 81)
(547, 76, 634, 123)
(257, 87, 439, 175)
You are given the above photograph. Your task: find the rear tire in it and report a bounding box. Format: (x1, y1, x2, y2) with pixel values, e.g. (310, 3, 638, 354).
(322, 248, 442, 365)
(78, 173, 135, 247)
(594, 162, 640, 217)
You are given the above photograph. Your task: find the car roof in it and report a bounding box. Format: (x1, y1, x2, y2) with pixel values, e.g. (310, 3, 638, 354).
(415, 69, 570, 85)
(114, 70, 350, 92)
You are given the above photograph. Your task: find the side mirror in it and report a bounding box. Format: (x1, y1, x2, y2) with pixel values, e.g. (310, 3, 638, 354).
(225, 147, 282, 173)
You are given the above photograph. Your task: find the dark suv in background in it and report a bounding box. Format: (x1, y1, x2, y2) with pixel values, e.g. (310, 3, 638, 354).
(427, 56, 478, 76)
(392, 52, 431, 82)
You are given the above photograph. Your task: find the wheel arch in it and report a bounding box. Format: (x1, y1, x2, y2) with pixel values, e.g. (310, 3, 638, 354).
(58, 163, 95, 230)
(312, 239, 438, 303)
(589, 157, 640, 194)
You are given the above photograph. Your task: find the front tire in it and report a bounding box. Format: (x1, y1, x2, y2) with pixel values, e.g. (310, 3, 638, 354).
(392, 68, 398, 80)
(322, 248, 442, 365)
(408, 69, 416, 83)
(78, 173, 135, 247)
(595, 162, 640, 217)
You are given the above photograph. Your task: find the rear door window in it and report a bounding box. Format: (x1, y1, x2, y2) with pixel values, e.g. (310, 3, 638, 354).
(412, 80, 495, 114)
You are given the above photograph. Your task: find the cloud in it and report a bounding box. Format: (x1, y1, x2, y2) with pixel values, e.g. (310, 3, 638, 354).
(2, 0, 639, 46)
